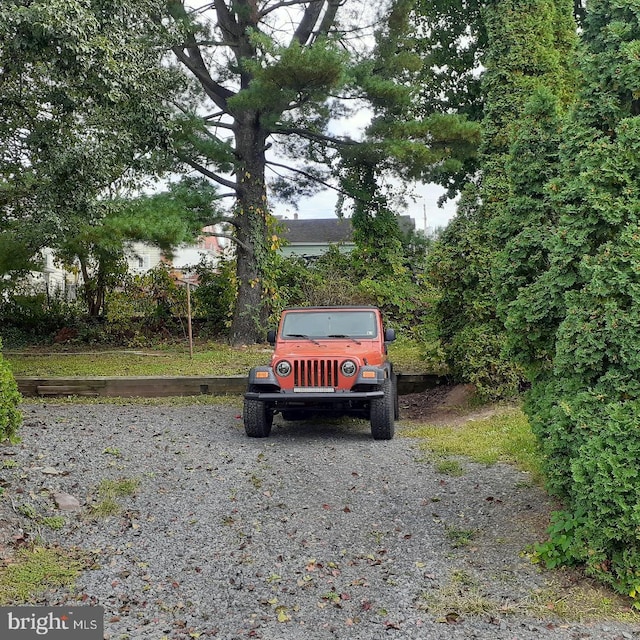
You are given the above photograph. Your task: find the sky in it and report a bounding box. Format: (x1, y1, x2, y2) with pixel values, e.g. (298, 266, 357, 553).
(275, 182, 458, 233)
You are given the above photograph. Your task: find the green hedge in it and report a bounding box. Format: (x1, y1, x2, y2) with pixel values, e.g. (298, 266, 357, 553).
(0, 337, 21, 443)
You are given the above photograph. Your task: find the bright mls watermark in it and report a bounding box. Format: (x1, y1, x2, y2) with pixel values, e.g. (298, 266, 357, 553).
(0, 607, 103, 639)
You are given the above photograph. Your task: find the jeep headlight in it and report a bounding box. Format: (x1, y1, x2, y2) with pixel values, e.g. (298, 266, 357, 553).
(341, 359, 357, 377)
(275, 360, 292, 377)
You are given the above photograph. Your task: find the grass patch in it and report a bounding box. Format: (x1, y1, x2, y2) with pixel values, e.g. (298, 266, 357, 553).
(421, 570, 500, 618)
(388, 336, 446, 375)
(15, 500, 67, 531)
(528, 576, 640, 623)
(23, 394, 243, 408)
(7, 338, 435, 377)
(0, 546, 87, 604)
(445, 526, 477, 548)
(422, 569, 640, 624)
(40, 516, 66, 530)
(435, 459, 465, 477)
(405, 408, 543, 483)
(6, 343, 270, 377)
(88, 477, 140, 518)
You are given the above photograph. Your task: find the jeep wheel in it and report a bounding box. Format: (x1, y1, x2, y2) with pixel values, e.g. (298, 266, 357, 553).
(370, 377, 395, 440)
(244, 398, 273, 438)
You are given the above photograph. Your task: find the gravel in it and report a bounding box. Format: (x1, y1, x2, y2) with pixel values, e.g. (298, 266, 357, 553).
(1, 401, 639, 640)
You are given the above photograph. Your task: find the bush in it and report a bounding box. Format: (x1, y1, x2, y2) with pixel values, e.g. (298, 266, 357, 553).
(101, 266, 191, 345)
(0, 291, 83, 347)
(193, 255, 236, 337)
(446, 323, 523, 400)
(0, 337, 21, 443)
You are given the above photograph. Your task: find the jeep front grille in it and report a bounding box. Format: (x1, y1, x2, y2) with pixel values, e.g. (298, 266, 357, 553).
(294, 359, 340, 387)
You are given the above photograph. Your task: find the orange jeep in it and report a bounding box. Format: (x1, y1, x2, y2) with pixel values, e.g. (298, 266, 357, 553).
(244, 306, 398, 439)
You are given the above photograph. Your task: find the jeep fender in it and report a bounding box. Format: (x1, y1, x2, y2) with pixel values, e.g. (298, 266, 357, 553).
(355, 364, 391, 386)
(247, 366, 280, 388)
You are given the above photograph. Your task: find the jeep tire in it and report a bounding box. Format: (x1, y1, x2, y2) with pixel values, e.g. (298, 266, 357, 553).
(244, 397, 273, 438)
(370, 377, 395, 440)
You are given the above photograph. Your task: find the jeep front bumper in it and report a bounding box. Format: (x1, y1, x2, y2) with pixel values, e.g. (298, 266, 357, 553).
(244, 389, 384, 403)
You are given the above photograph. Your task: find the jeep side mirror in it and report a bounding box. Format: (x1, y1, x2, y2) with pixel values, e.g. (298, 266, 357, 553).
(266, 329, 276, 346)
(384, 328, 396, 343)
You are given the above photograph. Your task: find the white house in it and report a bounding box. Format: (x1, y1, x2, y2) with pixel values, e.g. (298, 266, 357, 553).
(29, 226, 229, 298)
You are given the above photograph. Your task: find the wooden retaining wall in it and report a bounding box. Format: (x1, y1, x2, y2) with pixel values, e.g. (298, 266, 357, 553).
(16, 374, 445, 398)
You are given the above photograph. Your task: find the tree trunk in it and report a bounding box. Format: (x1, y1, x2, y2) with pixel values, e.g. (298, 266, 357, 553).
(79, 255, 101, 317)
(229, 113, 269, 345)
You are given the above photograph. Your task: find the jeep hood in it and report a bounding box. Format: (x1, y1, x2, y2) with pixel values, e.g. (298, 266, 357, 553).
(272, 339, 385, 366)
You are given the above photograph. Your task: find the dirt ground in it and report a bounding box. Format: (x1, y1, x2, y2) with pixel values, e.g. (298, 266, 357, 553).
(400, 382, 503, 425)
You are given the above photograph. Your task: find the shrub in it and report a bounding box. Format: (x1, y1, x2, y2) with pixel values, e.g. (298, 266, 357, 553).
(447, 323, 523, 400)
(520, 1, 640, 603)
(0, 290, 83, 346)
(0, 337, 21, 443)
(193, 254, 236, 336)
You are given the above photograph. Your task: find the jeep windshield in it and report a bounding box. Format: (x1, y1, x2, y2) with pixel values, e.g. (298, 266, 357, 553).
(281, 310, 378, 340)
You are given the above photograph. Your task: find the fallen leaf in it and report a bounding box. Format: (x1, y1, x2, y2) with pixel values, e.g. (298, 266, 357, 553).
(276, 607, 291, 623)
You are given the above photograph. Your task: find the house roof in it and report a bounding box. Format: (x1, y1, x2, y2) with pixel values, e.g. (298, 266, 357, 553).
(279, 216, 415, 244)
(279, 218, 354, 244)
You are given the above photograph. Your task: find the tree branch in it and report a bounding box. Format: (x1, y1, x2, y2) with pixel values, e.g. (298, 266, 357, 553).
(315, 0, 343, 39)
(180, 156, 238, 191)
(260, 0, 316, 19)
(266, 159, 355, 201)
(213, 0, 242, 44)
(293, 1, 324, 45)
(271, 125, 359, 147)
(203, 230, 249, 251)
(172, 47, 234, 111)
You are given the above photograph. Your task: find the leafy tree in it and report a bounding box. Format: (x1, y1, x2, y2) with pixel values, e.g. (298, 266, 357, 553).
(164, 1, 487, 344)
(514, 0, 640, 600)
(0, 0, 179, 284)
(56, 179, 221, 317)
(359, 0, 485, 199)
(192, 253, 237, 335)
(494, 88, 566, 375)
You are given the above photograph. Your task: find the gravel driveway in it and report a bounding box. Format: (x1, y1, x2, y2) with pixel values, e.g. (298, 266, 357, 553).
(1, 402, 638, 640)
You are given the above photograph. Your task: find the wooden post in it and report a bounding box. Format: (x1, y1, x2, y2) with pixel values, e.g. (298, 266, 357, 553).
(186, 281, 193, 359)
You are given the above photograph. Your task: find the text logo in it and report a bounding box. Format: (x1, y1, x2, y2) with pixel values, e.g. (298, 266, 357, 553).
(0, 607, 103, 639)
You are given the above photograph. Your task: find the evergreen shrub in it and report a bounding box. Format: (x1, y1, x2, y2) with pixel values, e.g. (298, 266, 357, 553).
(0, 337, 21, 443)
(521, 0, 640, 603)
